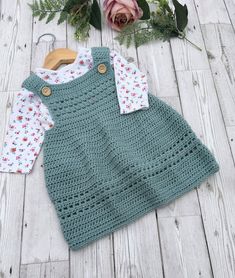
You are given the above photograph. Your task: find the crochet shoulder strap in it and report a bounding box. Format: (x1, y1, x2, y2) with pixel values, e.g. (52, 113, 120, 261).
(91, 46, 110, 66)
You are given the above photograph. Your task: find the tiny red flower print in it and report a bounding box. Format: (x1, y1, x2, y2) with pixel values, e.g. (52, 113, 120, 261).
(43, 75, 50, 80)
(22, 137, 28, 142)
(79, 60, 84, 65)
(17, 116, 23, 121)
(11, 148, 16, 153)
(17, 169, 22, 173)
(28, 107, 33, 112)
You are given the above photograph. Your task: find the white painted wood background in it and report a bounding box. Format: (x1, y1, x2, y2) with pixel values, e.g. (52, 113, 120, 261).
(0, 0, 235, 277)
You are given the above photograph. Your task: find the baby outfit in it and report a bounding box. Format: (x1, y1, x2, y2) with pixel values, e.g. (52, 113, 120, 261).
(0, 46, 219, 250)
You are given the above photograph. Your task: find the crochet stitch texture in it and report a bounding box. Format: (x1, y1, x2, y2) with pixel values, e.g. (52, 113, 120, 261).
(22, 46, 219, 250)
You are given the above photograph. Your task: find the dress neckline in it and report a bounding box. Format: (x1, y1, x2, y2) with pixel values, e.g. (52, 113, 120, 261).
(22, 47, 113, 93)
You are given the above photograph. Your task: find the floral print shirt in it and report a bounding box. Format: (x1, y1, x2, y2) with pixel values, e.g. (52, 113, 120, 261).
(0, 47, 149, 174)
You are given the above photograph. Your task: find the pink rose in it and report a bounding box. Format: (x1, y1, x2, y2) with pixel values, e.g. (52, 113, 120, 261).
(103, 0, 143, 31)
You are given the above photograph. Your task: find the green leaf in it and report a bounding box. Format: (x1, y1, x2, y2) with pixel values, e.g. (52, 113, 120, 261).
(39, 12, 47, 20)
(34, 0, 39, 11)
(63, 0, 86, 13)
(57, 11, 68, 24)
(89, 0, 101, 30)
(44, 0, 52, 9)
(172, 0, 188, 32)
(33, 10, 41, 17)
(46, 11, 56, 23)
(137, 0, 150, 20)
(39, 0, 45, 10)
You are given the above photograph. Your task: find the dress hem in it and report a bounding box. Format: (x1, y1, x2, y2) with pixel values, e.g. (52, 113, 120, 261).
(67, 161, 219, 251)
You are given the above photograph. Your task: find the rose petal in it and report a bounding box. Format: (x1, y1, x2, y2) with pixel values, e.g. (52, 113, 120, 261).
(115, 0, 135, 10)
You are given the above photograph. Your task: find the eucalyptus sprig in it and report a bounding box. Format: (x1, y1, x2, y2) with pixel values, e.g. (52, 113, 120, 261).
(115, 0, 202, 50)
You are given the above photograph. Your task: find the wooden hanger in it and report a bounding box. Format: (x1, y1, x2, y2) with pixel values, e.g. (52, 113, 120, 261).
(36, 33, 78, 70)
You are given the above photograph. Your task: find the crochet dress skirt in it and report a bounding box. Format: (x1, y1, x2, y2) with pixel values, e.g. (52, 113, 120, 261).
(22, 47, 219, 250)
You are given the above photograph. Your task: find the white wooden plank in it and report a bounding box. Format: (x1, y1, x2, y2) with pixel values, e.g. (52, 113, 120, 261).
(223, 0, 235, 29)
(201, 23, 235, 126)
(170, 0, 210, 71)
(194, 0, 230, 24)
(0, 0, 33, 91)
(0, 92, 25, 278)
(172, 2, 235, 276)
(137, 41, 178, 97)
(32, 14, 67, 43)
(126, 213, 164, 278)
(176, 69, 235, 278)
(227, 126, 235, 160)
(159, 216, 213, 278)
(20, 261, 69, 278)
(70, 236, 115, 278)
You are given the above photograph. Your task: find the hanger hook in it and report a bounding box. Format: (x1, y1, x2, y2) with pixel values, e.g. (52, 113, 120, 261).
(36, 33, 56, 50)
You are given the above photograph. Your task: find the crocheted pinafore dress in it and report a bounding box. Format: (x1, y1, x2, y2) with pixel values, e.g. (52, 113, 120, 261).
(22, 46, 219, 250)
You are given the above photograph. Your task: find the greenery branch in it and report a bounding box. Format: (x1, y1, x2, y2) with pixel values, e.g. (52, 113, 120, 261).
(28, 0, 101, 40)
(28, 0, 201, 50)
(115, 0, 202, 50)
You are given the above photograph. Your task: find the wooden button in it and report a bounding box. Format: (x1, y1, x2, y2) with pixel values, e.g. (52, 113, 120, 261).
(41, 86, 52, 97)
(97, 63, 107, 74)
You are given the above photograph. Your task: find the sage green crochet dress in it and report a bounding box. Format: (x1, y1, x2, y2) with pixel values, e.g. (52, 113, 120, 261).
(22, 46, 219, 250)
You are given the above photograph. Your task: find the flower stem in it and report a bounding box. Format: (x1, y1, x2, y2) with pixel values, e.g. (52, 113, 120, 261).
(178, 32, 202, 51)
(184, 36, 202, 51)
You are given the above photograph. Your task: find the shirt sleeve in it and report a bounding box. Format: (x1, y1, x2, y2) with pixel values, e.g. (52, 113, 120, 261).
(110, 50, 149, 114)
(0, 88, 54, 174)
